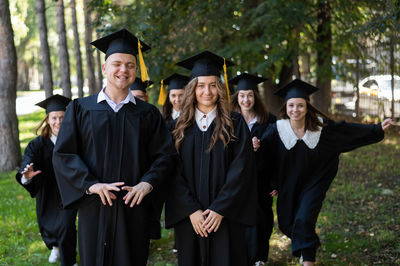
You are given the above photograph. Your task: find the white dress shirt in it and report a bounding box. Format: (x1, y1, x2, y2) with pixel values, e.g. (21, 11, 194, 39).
(195, 107, 217, 132)
(172, 109, 180, 120)
(248, 116, 258, 131)
(97, 87, 136, 112)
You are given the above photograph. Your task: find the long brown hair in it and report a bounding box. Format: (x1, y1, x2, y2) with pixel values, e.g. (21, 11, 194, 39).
(162, 91, 173, 122)
(173, 77, 235, 151)
(230, 90, 270, 123)
(34, 114, 52, 138)
(279, 100, 330, 131)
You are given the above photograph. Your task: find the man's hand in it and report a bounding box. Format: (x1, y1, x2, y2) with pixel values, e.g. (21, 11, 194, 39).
(88, 182, 125, 206)
(122, 182, 152, 207)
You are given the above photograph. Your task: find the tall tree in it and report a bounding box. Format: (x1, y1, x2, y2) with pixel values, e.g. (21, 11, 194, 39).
(36, 0, 53, 98)
(312, 0, 332, 114)
(84, 0, 96, 95)
(0, 0, 21, 171)
(70, 0, 84, 98)
(55, 0, 72, 98)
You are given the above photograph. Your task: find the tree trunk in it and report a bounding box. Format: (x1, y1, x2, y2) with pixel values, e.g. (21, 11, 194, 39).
(71, 0, 84, 98)
(0, 0, 21, 171)
(17, 59, 30, 91)
(312, 0, 332, 114)
(36, 0, 53, 98)
(56, 0, 72, 98)
(355, 56, 360, 118)
(84, 0, 97, 95)
(390, 35, 395, 119)
(263, 80, 283, 117)
(96, 31, 103, 91)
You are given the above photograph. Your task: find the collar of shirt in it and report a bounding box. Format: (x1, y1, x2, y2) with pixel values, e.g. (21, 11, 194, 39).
(248, 116, 258, 131)
(172, 109, 180, 120)
(50, 134, 57, 145)
(195, 106, 217, 132)
(97, 87, 136, 112)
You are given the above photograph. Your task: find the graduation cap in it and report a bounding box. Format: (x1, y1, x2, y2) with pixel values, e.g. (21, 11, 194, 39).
(176, 50, 234, 99)
(229, 73, 267, 92)
(91, 28, 151, 82)
(130, 79, 153, 93)
(158, 73, 190, 105)
(163, 73, 190, 91)
(274, 79, 318, 101)
(36, 94, 71, 114)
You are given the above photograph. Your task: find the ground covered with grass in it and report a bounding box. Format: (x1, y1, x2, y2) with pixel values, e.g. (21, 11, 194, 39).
(0, 111, 398, 265)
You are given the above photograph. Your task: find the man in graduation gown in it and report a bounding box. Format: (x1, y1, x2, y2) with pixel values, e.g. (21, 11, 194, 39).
(53, 28, 175, 266)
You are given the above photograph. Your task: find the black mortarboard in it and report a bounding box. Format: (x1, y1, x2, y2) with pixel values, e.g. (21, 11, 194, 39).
(163, 73, 190, 91)
(176, 50, 234, 80)
(130, 79, 153, 92)
(229, 73, 267, 92)
(274, 79, 318, 101)
(36, 94, 71, 114)
(91, 28, 151, 60)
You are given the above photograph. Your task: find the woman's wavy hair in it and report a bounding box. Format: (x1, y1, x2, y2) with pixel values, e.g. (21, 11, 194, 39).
(34, 114, 52, 138)
(173, 76, 235, 151)
(230, 89, 270, 123)
(279, 100, 330, 131)
(162, 91, 173, 122)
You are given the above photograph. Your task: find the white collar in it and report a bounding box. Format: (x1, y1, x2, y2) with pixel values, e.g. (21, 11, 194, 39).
(172, 108, 180, 120)
(248, 116, 258, 131)
(97, 87, 136, 106)
(195, 106, 217, 131)
(276, 118, 322, 150)
(50, 134, 57, 145)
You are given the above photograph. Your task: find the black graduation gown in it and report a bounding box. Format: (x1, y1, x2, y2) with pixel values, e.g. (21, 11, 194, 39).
(53, 95, 175, 266)
(246, 114, 276, 263)
(165, 112, 257, 266)
(260, 119, 384, 258)
(16, 136, 77, 266)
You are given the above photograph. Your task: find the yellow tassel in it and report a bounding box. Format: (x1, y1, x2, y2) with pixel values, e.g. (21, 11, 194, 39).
(138, 40, 149, 82)
(223, 58, 230, 101)
(158, 79, 167, 106)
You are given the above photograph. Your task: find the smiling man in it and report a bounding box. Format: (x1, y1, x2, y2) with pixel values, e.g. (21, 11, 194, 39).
(53, 29, 175, 266)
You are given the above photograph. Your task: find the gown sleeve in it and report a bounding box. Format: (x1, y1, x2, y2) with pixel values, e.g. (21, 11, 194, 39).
(323, 120, 385, 154)
(15, 137, 44, 197)
(259, 123, 279, 190)
(165, 159, 203, 228)
(208, 114, 257, 226)
(53, 100, 98, 209)
(139, 106, 176, 192)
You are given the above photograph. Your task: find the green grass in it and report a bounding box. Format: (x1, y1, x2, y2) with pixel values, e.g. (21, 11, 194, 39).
(1, 111, 399, 265)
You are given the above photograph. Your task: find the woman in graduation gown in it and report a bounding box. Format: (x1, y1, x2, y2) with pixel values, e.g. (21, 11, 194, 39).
(165, 51, 257, 266)
(230, 73, 277, 265)
(16, 95, 77, 266)
(161, 73, 190, 132)
(254, 79, 395, 265)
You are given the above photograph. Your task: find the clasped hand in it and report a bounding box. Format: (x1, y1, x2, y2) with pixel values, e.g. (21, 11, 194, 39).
(88, 181, 152, 207)
(189, 209, 223, 237)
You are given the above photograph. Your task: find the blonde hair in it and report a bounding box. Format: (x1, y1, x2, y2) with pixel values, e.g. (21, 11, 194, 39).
(34, 114, 51, 138)
(173, 77, 235, 151)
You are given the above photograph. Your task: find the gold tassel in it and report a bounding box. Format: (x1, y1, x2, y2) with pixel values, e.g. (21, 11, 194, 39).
(138, 40, 149, 82)
(223, 58, 230, 101)
(158, 79, 167, 106)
